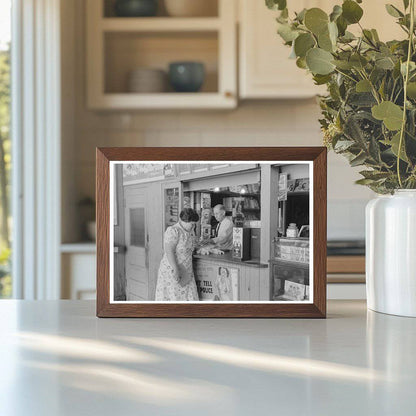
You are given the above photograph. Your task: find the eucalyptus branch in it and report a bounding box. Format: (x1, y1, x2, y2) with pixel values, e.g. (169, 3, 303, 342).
(358, 69, 381, 104)
(267, 0, 416, 193)
(334, 68, 358, 83)
(397, 0, 415, 188)
(390, 79, 398, 101)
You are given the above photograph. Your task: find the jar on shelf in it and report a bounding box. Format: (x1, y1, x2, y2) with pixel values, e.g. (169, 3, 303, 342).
(286, 223, 298, 238)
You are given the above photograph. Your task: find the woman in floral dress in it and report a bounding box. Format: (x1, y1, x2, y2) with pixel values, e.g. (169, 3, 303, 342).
(155, 208, 200, 301)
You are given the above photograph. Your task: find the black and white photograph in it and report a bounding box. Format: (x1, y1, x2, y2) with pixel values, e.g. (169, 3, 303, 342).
(110, 161, 312, 303)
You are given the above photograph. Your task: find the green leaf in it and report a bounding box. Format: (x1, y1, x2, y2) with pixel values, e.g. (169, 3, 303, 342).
(356, 79, 372, 92)
(296, 57, 307, 69)
(362, 29, 375, 44)
(349, 92, 377, 107)
(385, 4, 404, 18)
(306, 48, 335, 75)
(342, 0, 363, 24)
(281, 7, 289, 18)
(313, 74, 332, 85)
(333, 59, 353, 70)
(336, 15, 348, 36)
(277, 23, 299, 42)
(375, 56, 396, 70)
(318, 31, 333, 52)
(330, 5, 343, 22)
(382, 132, 409, 162)
(266, 0, 287, 11)
(328, 21, 338, 45)
(350, 53, 368, 69)
(371, 29, 380, 42)
(407, 82, 416, 99)
(403, 0, 410, 9)
(294, 33, 315, 57)
(295, 8, 307, 22)
(334, 139, 356, 152)
(369, 137, 381, 162)
(372, 101, 404, 130)
(355, 178, 377, 185)
(359, 170, 391, 180)
(350, 152, 368, 167)
(339, 31, 356, 42)
(317, 23, 338, 53)
(401, 61, 416, 76)
(304, 8, 329, 35)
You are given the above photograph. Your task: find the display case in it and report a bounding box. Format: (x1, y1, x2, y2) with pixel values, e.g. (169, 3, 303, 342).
(271, 260, 310, 301)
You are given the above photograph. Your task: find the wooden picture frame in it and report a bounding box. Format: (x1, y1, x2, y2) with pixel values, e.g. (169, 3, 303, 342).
(96, 147, 327, 318)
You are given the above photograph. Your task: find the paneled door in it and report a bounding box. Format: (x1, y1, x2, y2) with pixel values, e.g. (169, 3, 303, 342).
(124, 187, 149, 301)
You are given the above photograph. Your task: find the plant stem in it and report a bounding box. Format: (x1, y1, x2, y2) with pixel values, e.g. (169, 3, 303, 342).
(358, 69, 380, 104)
(334, 68, 357, 83)
(398, 0, 415, 188)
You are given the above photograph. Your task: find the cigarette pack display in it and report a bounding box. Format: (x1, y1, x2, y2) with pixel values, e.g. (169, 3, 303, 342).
(201, 224, 212, 240)
(201, 193, 211, 209)
(232, 227, 251, 261)
(273, 237, 309, 264)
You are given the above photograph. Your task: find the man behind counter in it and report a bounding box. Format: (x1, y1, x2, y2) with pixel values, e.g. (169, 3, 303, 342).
(203, 204, 234, 251)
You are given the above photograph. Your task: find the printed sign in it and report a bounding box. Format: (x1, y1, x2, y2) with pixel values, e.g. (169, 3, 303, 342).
(194, 262, 217, 300)
(164, 187, 179, 229)
(215, 267, 239, 301)
(194, 263, 239, 301)
(122, 163, 176, 184)
(284, 280, 307, 301)
(278, 173, 288, 201)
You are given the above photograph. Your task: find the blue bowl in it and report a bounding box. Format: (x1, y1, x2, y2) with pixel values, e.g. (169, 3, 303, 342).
(114, 0, 158, 17)
(169, 62, 205, 93)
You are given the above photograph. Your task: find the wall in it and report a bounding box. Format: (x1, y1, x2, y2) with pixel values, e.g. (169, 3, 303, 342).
(61, 0, 374, 243)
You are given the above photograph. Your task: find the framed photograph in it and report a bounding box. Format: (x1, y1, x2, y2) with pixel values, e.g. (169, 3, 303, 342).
(96, 147, 327, 318)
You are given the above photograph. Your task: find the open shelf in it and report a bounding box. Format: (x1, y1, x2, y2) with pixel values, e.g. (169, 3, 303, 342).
(86, 0, 237, 109)
(103, 0, 219, 18)
(104, 31, 219, 94)
(91, 93, 234, 109)
(101, 17, 221, 32)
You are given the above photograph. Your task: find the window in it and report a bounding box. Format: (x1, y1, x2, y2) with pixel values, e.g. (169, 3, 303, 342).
(0, 0, 11, 298)
(130, 208, 145, 247)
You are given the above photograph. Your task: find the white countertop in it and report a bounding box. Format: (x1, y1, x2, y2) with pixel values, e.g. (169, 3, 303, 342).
(0, 300, 415, 415)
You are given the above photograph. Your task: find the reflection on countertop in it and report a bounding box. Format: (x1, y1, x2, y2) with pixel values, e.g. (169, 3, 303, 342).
(193, 251, 268, 268)
(2, 300, 416, 415)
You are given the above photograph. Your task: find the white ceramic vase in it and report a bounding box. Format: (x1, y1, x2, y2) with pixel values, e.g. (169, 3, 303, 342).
(366, 190, 416, 317)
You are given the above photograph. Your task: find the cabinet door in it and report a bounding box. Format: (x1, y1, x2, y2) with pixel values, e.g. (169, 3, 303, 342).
(239, 0, 404, 99)
(239, 0, 322, 99)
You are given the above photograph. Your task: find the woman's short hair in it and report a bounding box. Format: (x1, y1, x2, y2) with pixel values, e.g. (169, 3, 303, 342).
(180, 208, 199, 223)
(219, 266, 229, 277)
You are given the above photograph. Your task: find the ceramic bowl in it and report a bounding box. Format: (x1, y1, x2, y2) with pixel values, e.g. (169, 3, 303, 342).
(114, 0, 158, 17)
(168, 62, 205, 93)
(127, 68, 167, 93)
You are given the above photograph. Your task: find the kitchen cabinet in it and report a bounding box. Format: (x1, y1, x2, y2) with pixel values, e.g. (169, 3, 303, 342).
(239, 0, 325, 99)
(86, 0, 237, 109)
(61, 244, 97, 300)
(238, 0, 404, 99)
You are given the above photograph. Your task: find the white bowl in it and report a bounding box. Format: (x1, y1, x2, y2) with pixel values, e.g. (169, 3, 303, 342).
(127, 68, 167, 93)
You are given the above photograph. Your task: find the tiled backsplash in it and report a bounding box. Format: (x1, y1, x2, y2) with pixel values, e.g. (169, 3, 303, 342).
(72, 101, 373, 241)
